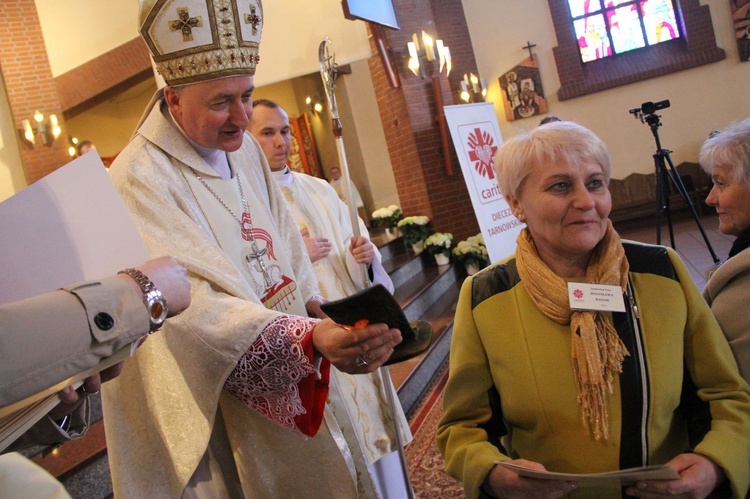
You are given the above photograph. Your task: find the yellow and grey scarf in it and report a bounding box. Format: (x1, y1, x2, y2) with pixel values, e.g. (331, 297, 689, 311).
(515, 220, 630, 440)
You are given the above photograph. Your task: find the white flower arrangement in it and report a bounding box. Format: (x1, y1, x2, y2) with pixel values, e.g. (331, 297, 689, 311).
(371, 205, 402, 228)
(453, 233, 489, 267)
(424, 232, 454, 257)
(397, 216, 432, 245)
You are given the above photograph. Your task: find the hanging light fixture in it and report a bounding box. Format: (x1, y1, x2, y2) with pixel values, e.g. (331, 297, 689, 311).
(406, 31, 451, 79)
(19, 110, 62, 147)
(459, 73, 487, 103)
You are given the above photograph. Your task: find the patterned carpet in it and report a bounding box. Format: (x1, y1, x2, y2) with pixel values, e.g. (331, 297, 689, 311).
(405, 361, 464, 498)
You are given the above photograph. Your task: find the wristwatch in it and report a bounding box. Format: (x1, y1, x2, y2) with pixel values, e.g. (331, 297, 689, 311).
(118, 268, 168, 333)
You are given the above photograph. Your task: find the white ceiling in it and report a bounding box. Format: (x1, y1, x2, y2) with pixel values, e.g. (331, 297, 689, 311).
(35, 0, 374, 87)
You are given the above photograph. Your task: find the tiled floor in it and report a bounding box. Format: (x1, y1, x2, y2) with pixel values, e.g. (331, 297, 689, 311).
(616, 211, 733, 289)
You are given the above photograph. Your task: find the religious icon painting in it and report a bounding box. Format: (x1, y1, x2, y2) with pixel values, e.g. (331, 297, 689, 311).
(498, 56, 548, 121)
(298, 113, 322, 178)
(288, 114, 322, 178)
(731, 0, 750, 62)
(287, 116, 310, 175)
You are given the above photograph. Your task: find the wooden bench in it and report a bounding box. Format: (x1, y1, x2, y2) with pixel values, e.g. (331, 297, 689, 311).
(609, 162, 711, 224)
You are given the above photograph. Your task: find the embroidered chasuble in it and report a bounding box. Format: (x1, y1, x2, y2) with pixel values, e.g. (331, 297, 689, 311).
(186, 169, 362, 495)
(186, 172, 302, 314)
(101, 96, 372, 498)
(275, 168, 412, 497)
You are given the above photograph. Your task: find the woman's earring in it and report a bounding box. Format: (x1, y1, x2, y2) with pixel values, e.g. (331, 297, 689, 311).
(517, 213, 526, 223)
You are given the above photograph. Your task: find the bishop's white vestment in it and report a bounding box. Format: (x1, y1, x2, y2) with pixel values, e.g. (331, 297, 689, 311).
(102, 95, 393, 498)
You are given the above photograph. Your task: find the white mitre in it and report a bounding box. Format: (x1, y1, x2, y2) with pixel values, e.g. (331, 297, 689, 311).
(139, 0, 263, 86)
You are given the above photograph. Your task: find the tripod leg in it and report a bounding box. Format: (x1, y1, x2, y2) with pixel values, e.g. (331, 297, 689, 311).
(663, 162, 676, 248)
(654, 153, 666, 245)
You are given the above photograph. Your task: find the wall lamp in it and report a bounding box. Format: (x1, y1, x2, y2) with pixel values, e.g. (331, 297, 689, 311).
(459, 73, 487, 103)
(406, 31, 451, 78)
(19, 110, 61, 147)
(305, 95, 324, 114)
(68, 136, 79, 157)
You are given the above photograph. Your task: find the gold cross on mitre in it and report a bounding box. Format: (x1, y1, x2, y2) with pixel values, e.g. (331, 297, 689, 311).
(169, 7, 203, 42)
(244, 4, 262, 36)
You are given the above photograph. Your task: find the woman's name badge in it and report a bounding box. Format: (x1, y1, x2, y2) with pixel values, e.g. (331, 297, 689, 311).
(567, 283, 626, 312)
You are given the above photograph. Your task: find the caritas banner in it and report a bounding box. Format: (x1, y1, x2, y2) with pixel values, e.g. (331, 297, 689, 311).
(444, 102, 524, 263)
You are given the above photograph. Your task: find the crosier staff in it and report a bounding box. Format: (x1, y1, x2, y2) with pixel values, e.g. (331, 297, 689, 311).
(318, 37, 415, 499)
(318, 39, 370, 289)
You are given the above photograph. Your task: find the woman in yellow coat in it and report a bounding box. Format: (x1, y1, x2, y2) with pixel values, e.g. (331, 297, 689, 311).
(437, 121, 750, 498)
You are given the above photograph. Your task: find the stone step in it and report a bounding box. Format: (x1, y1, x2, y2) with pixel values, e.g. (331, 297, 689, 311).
(399, 264, 460, 323)
(370, 232, 463, 414)
(392, 278, 460, 416)
(374, 234, 408, 265)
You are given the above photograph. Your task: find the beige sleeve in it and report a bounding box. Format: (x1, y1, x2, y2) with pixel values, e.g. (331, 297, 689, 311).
(0, 276, 148, 409)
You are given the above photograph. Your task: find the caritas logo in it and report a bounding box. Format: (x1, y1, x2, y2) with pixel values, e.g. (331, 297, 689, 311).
(466, 128, 498, 180)
(573, 288, 584, 299)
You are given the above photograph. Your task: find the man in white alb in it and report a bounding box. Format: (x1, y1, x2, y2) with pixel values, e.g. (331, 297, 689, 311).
(329, 165, 370, 225)
(102, 1, 402, 497)
(250, 98, 411, 498)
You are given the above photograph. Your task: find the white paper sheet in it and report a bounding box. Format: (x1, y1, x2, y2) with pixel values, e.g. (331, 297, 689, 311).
(0, 152, 150, 304)
(498, 462, 680, 487)
(0, 153, 151, 450)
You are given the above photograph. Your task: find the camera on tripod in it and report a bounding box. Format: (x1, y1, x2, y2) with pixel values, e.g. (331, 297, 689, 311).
(627, 98, 720, 264)
(630, 99, 670, 118)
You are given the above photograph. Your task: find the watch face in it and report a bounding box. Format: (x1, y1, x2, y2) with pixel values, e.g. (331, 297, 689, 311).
(150, 302, 165, 321)
(146, 290, 168, 326)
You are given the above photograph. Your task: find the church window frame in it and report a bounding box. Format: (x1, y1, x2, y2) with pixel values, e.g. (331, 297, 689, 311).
(547, 0, 725, 100)
(570, 0, 682, 63)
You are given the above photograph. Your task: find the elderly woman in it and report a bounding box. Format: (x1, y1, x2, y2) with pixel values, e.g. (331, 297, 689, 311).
(436, 121, 750, 498)
(700, 117, 750, 383)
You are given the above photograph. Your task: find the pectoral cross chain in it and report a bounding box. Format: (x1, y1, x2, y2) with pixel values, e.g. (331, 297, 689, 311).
(194, 171, 274, 288)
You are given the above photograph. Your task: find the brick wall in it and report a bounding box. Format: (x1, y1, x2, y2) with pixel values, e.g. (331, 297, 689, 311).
(367, 0, 481, 242)
(0, 0, 71, 184)
(56, 38, 153, 119)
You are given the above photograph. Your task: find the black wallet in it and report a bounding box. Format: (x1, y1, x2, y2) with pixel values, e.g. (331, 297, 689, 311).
(320, 284, 433, 365)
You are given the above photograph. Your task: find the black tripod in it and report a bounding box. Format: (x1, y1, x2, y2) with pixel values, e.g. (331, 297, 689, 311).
(633, 105, 719, 265)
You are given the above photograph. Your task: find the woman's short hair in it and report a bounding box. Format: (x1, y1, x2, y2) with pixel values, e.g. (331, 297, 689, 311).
(699, 117, 750, 187)
(494, 121, 611, 200)
(539, 115, 561, 126)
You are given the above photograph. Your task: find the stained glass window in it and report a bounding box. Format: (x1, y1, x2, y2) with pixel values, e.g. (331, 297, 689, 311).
(568, 0, 680, 62)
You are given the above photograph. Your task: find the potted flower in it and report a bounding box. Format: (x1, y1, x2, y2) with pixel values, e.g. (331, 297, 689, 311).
(424, 232, 454, 265)
(371, 205, 402, 239)
(453, 233, 489, 275)
(397, 215, 432, 254)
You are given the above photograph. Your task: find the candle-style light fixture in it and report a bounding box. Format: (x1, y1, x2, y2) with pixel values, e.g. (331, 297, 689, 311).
(19, 110, 62, 147)
(305, 95, 324, 115)
(459, 73, 487, 103)
(406, 30, 451, 79)
(404, 31, 456, 175)
(68, 136, 80, 157)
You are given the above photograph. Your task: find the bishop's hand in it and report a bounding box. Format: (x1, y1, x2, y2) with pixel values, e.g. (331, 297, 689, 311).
(311, 319, 401, 374)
